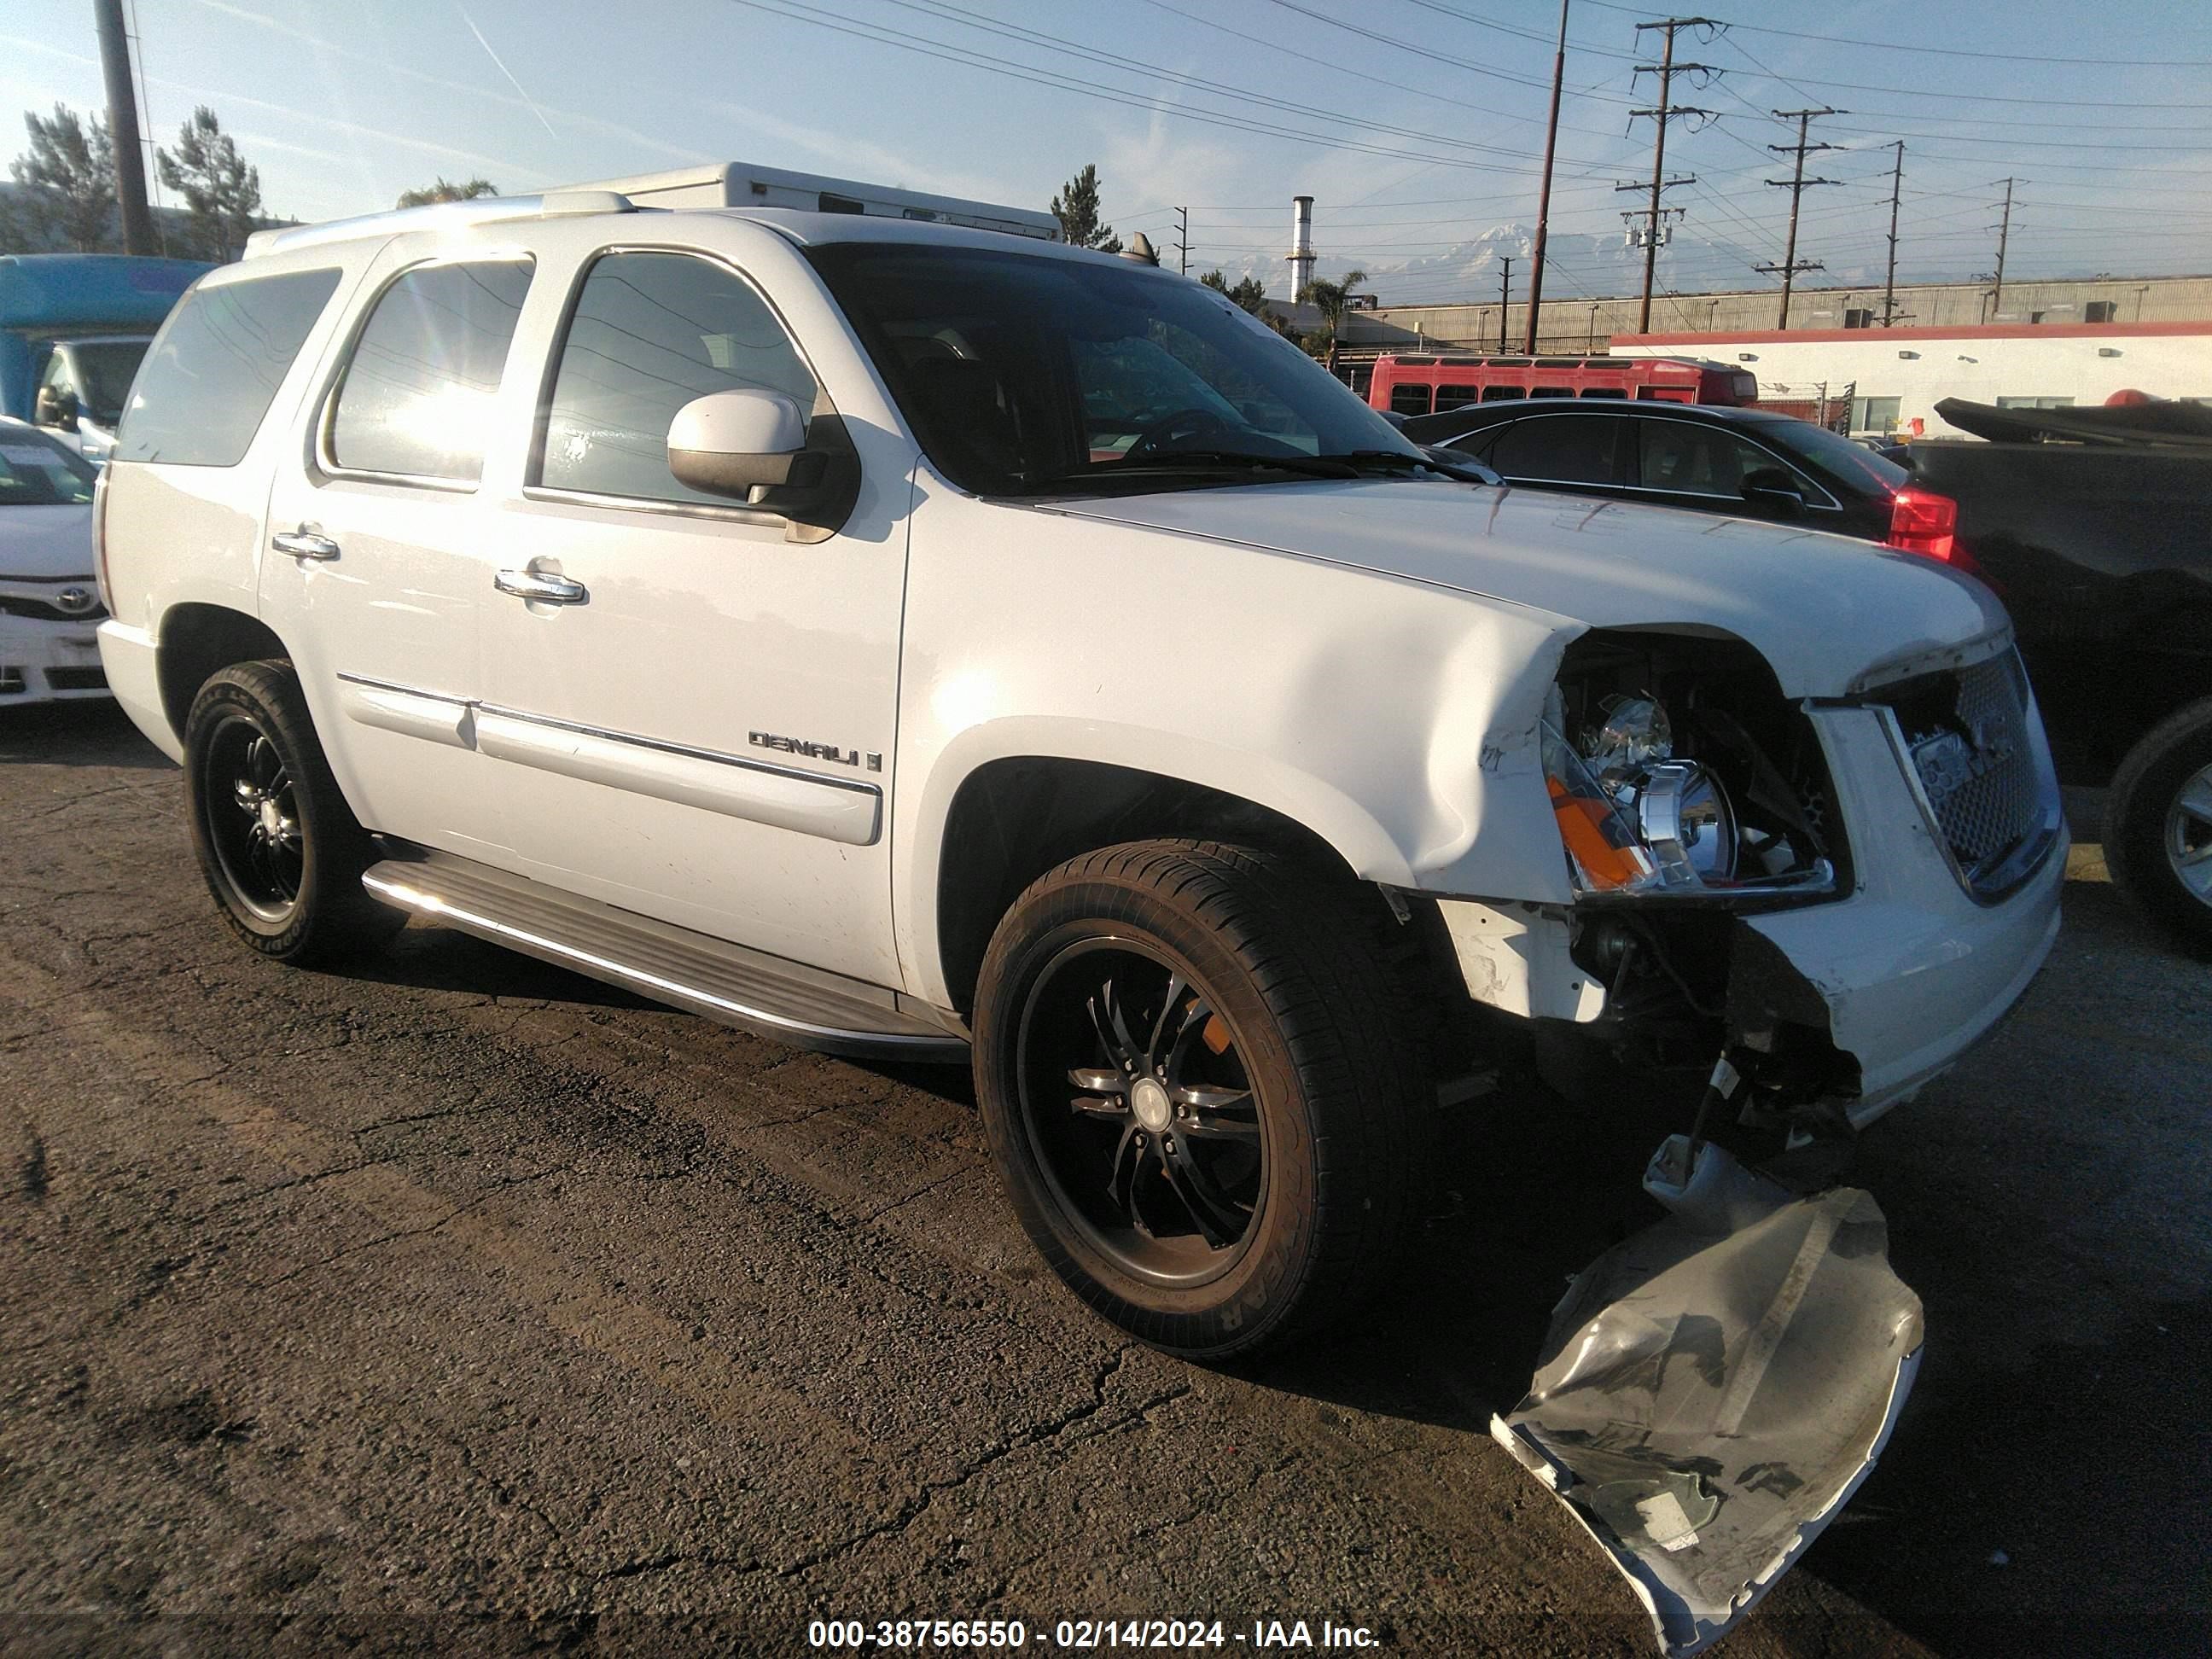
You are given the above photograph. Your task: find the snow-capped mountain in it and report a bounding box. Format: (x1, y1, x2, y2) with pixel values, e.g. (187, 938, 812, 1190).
(1206, 218, 1888, 304)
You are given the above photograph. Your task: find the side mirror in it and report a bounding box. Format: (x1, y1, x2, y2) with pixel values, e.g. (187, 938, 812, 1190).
(667, 389, 824, 502)
(1739, 466, 1805, 515)
(36, 385, 79, 432)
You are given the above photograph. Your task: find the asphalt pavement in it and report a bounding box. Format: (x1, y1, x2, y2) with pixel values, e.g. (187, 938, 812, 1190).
(2, 701, 2205, 1656)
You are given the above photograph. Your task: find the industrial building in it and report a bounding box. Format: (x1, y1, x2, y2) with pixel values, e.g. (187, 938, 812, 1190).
(1335, 274, 2212, 359)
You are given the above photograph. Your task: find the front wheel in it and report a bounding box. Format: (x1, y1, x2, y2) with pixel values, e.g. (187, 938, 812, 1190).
(183, 660, 401, 966)
(972, 841, 1420, 1359)
(2105, 696, 2212, 956)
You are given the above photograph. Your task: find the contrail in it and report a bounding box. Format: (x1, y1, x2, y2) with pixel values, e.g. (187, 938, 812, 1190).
(457, 5, 557, 138)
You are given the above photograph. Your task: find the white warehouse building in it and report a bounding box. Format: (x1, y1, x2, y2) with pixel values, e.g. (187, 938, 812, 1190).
(1607, 322, 2212, 438)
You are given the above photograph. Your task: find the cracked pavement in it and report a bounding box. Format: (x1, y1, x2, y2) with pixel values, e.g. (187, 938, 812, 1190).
(1, 702, 2206, 1656)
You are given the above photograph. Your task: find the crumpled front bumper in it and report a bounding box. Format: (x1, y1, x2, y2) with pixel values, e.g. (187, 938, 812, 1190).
(0, 611, 110, 703)
(1743, 703, 2064, 1125)
(1494, 1137, 1924, 1656)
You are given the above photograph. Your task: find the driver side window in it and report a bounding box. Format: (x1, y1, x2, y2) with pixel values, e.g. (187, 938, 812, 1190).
(538, 251, 818, 508)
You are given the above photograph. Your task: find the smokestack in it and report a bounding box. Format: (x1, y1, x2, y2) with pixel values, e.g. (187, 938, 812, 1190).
(1288, 195, 1314, 302)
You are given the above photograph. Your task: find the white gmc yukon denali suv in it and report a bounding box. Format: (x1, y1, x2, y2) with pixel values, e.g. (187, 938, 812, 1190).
(95, 172, 2063, 1371)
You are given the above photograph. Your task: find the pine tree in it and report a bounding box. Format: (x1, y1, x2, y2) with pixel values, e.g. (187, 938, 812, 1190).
(8, 104, 117, 252)
(1050, 164, 1121, 253)
(156, 107, 263, 262)
(1201, 269, 1287, 334)
(396, 177, 499, 208)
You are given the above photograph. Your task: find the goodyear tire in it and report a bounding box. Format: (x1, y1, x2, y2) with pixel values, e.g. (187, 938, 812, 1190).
(183, 659, 401, 967)
(972, 841, 1417, 1359)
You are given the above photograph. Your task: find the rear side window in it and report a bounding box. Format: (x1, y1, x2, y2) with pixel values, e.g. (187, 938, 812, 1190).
(1487, 414, 1622, 486)
(112, 268, 341, 467)
(537, 252, 818, 508)
(328, 259, 533, 483)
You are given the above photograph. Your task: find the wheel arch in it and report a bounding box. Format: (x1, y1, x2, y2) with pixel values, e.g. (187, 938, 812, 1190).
(154, 602, 291, 745)
(924, 748, 1402, 1020)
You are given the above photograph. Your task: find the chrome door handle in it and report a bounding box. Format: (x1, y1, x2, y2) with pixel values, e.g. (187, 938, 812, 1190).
(272, 528, 341, 561)
(494, 568, 589, 605)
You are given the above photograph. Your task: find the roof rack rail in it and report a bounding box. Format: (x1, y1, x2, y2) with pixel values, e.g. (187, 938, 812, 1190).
(560, 162, 1060, 241)
(242, 189, 634, 260)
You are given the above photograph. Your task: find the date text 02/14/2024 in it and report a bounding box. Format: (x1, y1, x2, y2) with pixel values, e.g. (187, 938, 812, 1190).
(806, 1619, 1380, 1650)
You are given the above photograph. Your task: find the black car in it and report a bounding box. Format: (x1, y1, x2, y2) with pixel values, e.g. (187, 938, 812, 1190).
(1399, 397, 1914, 544)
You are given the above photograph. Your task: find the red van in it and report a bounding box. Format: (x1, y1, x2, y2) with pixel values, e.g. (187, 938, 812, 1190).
(1365, 353, 1757, 417)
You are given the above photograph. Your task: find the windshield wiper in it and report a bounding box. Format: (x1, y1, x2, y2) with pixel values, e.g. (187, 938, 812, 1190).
(1314, 449, 1499, 484)
(1102, 450, 1365, 479)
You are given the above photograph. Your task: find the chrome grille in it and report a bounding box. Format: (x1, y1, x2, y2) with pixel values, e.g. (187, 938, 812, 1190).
(1894, 651, 2052, 896)
(0, 594, 106, 624)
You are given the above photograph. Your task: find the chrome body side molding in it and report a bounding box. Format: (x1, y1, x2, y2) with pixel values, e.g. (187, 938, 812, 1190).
(334, 672, 881, 846)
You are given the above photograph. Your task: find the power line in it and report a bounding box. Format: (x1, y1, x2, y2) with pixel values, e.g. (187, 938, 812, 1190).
(719, 0, 1625, 178)
(1571, 0, 2211, 67)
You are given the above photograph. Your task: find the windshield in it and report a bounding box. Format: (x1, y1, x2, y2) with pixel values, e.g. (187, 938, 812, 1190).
(806, 242, 1423, 494)
(62, 341, 150, 425)
(1758, 415, 1910, 494)
(0, 424, 96, 506)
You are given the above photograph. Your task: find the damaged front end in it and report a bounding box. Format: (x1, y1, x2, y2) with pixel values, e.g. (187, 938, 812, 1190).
(1430, 627, 2062, 1652)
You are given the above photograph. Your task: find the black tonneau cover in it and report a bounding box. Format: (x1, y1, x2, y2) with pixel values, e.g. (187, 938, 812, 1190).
(1936, 395, 2212, 448)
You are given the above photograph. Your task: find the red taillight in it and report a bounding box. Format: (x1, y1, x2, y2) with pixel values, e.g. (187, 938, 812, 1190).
(1886, 486, 1957, 559)
(92, 466, 114, 615)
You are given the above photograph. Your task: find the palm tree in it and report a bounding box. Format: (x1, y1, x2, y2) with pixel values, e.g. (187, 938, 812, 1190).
(1297, 268, 1367, 369)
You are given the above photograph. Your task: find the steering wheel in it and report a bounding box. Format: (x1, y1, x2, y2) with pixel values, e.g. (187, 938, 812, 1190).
(1125, 406, 1238, 459)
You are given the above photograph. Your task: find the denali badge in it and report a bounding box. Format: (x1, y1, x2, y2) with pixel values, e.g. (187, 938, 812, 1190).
(749, 731, 883, 772)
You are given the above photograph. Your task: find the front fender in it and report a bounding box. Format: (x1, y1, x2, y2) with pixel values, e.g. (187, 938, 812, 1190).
(890, 482, 1581, 1006)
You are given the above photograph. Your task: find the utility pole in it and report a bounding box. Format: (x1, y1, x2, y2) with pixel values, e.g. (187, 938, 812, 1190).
(93, 0, 155, 255)
(1499, 255, 1513, 352)
(1174, 206, 1188, 276)
(1627, 18, 1720, 334)
(1755, 107, 1842, 329)
(1992, 178, 2016, 311)
(1880, 140, 1905, 326)
(1522, 0, 1570, 354)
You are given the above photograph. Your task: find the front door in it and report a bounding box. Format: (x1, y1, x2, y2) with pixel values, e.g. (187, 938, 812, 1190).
(259, 249, 537, 861)
(477, 241, 908, 988)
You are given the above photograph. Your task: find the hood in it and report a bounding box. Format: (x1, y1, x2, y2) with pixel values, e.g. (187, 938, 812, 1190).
(1044, 479, 2010, 697)
(0, 504, 95, 580)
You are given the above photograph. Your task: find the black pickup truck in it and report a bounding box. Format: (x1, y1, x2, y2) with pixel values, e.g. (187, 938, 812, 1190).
(1911, 398, 2212, 952)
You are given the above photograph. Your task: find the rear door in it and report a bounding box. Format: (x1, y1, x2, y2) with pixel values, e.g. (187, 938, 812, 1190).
(1480, 410, 1632, 499)
(259, 242, 537, 861)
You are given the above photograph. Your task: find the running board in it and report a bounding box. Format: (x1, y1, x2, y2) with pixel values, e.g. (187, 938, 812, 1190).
(362, 850, 968, 1062)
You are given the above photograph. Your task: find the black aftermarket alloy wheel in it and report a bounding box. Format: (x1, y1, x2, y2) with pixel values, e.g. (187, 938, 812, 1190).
(974, 841, 1418, 1359)
(183, 660, 401, 966)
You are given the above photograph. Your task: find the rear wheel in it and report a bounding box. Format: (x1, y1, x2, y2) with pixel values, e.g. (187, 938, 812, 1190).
(183, 660, 400, 966)
(2105, 696, 2212, 956)
(973, 841, 1419, 1359)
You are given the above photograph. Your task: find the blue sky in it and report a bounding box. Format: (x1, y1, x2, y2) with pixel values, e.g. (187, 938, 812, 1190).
(4, 0, 2208, 303)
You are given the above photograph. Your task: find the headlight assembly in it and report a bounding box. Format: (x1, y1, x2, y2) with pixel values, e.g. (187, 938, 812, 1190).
(1543, 691, 1742, 896)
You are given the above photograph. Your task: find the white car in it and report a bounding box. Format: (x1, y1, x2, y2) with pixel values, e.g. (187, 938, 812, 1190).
(0, 416, 108, 702)
(93, 168, 2066, 1650)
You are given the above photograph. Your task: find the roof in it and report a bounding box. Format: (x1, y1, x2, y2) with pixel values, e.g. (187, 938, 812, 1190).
(244, 160, 1066, 262)
(1405, 397, 1792, 428)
